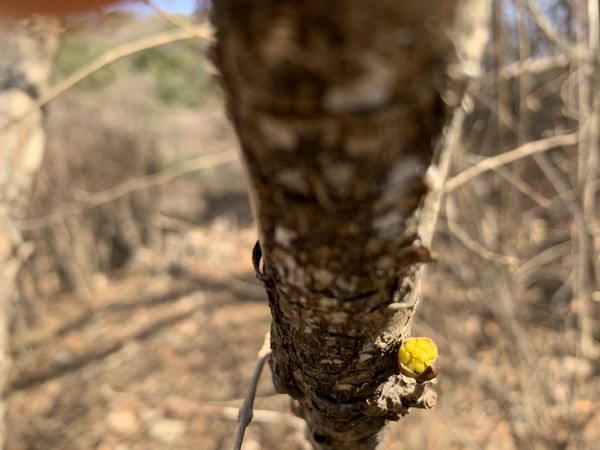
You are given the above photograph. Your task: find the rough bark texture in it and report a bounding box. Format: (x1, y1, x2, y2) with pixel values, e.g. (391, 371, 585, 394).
(0, 15, 61, 448)
(212, 1, 489, 448)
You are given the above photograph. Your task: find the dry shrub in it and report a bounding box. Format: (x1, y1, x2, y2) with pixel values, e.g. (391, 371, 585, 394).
(16, 90, 159, 325)
(409, 30, 600, 450)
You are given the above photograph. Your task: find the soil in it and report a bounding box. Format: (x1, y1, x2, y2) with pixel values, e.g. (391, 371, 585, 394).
(6, 217, 599, 450)
(6, 221, 305, 450)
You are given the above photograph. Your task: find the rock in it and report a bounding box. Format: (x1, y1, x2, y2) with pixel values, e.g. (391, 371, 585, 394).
(148, 418, 186, 443)
(107, 407, 141, 435)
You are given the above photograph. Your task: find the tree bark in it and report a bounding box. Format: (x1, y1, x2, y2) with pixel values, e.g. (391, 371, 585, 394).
(0, 15, 61, 448)
(212, 1, 490, 448)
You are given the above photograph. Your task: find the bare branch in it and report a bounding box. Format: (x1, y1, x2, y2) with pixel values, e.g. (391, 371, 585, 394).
(445, 133, 578, 193)
(490, 53, 572, 81)
(1, 25, 213, 132)
(445, 196, 518, 266)
(574, 0, 600, 357)
(514, 241, 571, 284)
(488, 163, 555, 209)
(233, 332, 271, 450)
(522, 0, 578, 57)
(18, 149, 238, 231)
(107, 389, 307, 429)
(143, 0, 211, 40)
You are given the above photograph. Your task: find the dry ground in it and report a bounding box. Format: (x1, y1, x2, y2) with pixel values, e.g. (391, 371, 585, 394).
(6, 214, 599, 449)
(7, 220, 300, 450)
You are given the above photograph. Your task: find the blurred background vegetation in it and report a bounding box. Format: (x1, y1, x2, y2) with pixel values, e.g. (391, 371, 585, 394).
(0, 1, 598, 449)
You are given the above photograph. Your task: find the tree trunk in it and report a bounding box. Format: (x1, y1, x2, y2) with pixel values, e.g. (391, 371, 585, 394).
(0, 15, 61, 448)
(212, 1, 490, 448)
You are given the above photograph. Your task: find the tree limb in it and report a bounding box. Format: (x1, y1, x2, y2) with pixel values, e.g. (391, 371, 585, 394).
(212, 1, 490, 448)
(445, 132, 578, 193)
(1, 25, 213, 133)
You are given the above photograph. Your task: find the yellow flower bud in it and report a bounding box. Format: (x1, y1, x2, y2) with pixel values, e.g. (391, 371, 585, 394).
(398, 337, 441, 382)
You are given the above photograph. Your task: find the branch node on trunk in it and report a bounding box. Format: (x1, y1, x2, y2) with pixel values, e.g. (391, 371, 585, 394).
(365, 375, 438, 420)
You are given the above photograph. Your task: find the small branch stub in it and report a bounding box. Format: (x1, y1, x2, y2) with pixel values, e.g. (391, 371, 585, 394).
(366, 337, 441, 420)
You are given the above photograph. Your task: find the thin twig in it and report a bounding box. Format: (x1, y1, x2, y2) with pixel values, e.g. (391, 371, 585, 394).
(105, 388, 305, 427)
(488, 163, 554, 209)
(514, 241, 571, 284)
(522, 0, 578, 58)
(445, 133, 578, 193)
(467, 84, 516, 131)
(17, 148, 238, 231)
(444, 196, 518, 267)
(1, 26, 213, 132)
(233, 332, 272, 450)
(575, 0, 599, 358)
(533, 152, 582, 219)
(489, 53, 572, 82)
(422, 86, 474, 245)
(524, 70, 570, 112)
(144, 0, 211, 39)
